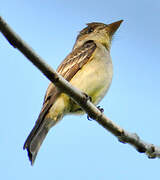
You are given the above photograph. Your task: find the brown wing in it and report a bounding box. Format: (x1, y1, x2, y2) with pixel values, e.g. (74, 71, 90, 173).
(57, 40, 96, 80)
(43, 40, 97, 105)
(23, 40, 96, 149)
(41, 40, 96, 122)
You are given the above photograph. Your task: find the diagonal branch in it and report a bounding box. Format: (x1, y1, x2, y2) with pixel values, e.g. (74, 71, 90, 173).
(0, 16, 160, 159)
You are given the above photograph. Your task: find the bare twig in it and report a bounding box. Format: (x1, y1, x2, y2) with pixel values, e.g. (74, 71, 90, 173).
(0, 16, 160, 159)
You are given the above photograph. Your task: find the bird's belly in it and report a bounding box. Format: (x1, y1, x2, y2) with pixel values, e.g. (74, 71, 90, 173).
(69, 53, 113, 113)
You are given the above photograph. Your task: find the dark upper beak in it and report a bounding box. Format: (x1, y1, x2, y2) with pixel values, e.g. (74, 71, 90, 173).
(107, 20, 123, 36)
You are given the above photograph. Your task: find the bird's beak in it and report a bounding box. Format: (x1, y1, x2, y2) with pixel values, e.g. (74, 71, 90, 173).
(107, 20, 123, 36)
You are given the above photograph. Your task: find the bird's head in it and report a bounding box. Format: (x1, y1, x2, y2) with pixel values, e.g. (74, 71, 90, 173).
(73, 20, 123, 50)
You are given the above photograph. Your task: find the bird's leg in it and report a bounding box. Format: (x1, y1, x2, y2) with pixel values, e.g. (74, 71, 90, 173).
(87, 105, 104, 121)
(82, 92, 92, 102)
(97, 105, 104, 113)
(82, 93, 93, 121)
(87, 115, 92, 121)
(83, 93, 104, 120)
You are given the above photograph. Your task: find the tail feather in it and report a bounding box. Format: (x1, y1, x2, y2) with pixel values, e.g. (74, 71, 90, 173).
(23, 89, 62, 165)
(23, 95, 57, 165)
(23, 120, 49, 165)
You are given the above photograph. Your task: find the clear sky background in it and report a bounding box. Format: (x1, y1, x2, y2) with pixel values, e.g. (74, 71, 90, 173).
(1, 0, 160, 179)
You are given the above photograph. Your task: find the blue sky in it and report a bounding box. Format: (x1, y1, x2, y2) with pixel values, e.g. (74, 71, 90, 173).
(1, 0, 160, 179)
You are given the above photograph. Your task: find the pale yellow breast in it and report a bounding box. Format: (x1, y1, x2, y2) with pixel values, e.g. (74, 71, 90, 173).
(69, 42, 113, 113)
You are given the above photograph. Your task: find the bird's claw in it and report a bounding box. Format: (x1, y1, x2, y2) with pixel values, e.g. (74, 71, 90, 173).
(87, 106, 104, 121)
(83, 93, 92, 102)
(87, 115, 92, 121)
(97, 106, 104, 113)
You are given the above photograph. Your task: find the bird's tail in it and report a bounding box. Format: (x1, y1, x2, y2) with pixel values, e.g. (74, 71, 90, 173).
(23, 90, 67, 165)
(23, 118, 50, 165)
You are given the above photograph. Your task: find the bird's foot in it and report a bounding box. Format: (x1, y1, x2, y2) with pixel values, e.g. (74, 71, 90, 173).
(97, 106, 104, 113)
(87, 115, 92, 121)
(87, 106, 104, 121)
(82, 92, 92, 102)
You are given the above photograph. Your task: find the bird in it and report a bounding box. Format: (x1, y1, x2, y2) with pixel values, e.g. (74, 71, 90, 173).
(23, 20, 123, 165)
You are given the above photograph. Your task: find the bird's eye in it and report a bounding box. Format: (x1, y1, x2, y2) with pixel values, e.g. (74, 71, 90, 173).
(87, 27, 94, 33)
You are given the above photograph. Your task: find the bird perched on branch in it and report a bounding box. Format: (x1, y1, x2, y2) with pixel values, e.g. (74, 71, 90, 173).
(23, 20, 123, 165)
